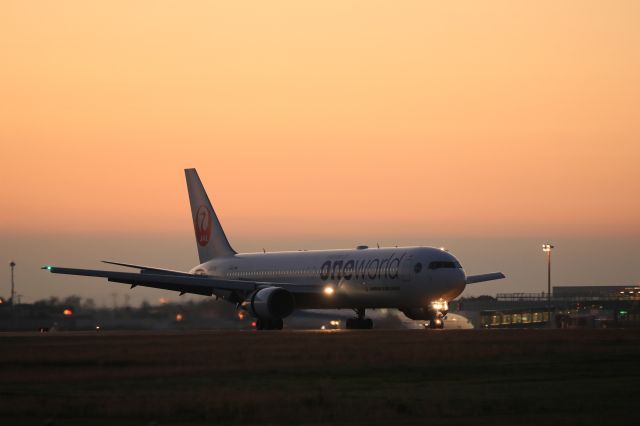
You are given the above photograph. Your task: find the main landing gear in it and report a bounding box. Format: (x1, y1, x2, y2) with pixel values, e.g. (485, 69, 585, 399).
(256, 318, 283, 330)
(346, 308, 373, 329)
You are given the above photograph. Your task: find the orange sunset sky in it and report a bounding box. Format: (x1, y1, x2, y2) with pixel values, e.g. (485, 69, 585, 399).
(1, 1, 639, 303)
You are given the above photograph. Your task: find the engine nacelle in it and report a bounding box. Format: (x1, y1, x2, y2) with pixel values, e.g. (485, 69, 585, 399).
(245, 287, 294, 320)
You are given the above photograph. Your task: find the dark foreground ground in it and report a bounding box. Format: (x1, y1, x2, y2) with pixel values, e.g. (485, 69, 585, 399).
(1, 329, 639, 425)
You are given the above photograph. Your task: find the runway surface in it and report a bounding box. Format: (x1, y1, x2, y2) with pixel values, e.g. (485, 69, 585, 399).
(1, 329, 639, 425)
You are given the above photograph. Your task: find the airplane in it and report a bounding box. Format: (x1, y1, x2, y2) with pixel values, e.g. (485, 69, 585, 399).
(43, 168, 505, 330)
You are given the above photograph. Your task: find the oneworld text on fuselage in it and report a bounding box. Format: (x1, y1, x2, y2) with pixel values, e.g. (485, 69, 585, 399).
(319, 253, 406, 281)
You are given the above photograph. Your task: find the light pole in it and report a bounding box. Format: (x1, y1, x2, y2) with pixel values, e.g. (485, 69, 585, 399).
(9, 261, 16, 307)
(542, 244, 554, 327)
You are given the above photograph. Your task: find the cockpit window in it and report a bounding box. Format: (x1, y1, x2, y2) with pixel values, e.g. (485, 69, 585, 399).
(414, 262, 423, 274)
(428, 261, 461, 270)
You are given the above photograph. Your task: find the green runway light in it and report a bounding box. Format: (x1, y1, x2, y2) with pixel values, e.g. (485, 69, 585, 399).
(619, 310, 628, 315)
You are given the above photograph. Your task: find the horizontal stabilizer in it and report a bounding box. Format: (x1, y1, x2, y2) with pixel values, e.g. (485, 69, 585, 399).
(466, 272, 506, 284)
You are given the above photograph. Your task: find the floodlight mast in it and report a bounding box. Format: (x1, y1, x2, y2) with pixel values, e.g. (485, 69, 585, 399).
(542, 244, 554, 327)
(9, 261, 16, 308)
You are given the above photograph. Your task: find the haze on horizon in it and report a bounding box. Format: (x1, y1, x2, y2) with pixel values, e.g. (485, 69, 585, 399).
(1, 1, 639, 305)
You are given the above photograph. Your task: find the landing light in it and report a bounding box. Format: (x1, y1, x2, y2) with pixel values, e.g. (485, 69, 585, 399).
(430, 300, 448, 311)
(323, 286, 335, 296)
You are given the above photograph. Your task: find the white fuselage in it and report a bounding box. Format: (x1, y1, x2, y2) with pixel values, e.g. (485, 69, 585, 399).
(189, 246, 467, 310)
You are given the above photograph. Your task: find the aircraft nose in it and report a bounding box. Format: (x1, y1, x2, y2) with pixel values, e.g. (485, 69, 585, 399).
(443, 268, 467, 300)
(457, 268, 467, 285)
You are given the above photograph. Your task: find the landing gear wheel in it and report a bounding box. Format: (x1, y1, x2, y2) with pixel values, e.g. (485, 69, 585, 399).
(428, 313, 444, 329)
(346, 309, 374, 329)
(256, 318, 284, 330)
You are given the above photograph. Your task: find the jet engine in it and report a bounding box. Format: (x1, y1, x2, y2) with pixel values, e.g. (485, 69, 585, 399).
(245, 287, 295, 320)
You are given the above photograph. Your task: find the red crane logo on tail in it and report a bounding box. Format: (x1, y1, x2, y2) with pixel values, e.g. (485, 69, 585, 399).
(195, 205, 212, 247)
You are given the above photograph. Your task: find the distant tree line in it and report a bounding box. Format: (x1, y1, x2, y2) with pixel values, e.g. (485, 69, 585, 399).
(22, 295, 237, 319)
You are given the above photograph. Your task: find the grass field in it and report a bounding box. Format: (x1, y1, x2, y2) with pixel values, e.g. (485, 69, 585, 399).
(1, 329, 639, 425)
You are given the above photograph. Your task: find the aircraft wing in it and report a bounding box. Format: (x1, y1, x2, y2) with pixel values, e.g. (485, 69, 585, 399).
(101, 260, 192, 276)
(466, 272, 506, 284)
(42, 265, 323, 296)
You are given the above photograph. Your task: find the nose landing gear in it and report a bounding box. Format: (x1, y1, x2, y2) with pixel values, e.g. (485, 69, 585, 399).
(428, 312, 445, 329)
(346, 308, 373, 329)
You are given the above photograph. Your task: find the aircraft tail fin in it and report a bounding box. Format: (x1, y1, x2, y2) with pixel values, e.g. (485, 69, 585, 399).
(184, 168, 236, 263)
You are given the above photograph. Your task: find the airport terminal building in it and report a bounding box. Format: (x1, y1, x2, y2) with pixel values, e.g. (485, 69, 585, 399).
(454, 285, 640, 329)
